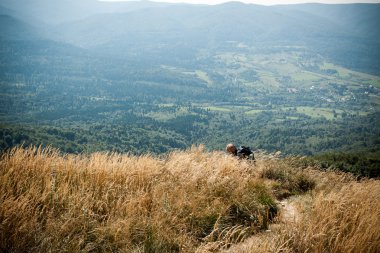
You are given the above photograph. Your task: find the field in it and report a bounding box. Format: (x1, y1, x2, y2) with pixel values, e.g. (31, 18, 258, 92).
(1, 146, 379, 252)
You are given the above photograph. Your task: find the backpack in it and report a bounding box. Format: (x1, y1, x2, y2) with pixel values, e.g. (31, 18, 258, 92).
(237, 146, 253, 159)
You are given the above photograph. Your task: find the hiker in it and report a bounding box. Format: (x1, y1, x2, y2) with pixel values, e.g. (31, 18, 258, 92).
(226, 143, 238, 156)
(226, 143, 255, 160)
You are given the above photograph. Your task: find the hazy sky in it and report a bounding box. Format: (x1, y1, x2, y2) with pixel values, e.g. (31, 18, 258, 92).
(101, 0, 380, 5)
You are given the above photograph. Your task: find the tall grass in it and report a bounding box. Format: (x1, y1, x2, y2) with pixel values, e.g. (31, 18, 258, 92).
(0, 146, 277, 252)
(281, 180, 380, 253)
(227, 163, 380, 253)
(1, 146, 378, 252)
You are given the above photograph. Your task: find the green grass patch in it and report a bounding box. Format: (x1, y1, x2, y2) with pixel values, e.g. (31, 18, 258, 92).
(296, 107, 342, 120)
(245, 109, 264, 115)
(292, 71, 323, 82)
(195, 70, 213, 86)
(146, 106, 192, 121)
(203, 106, 232, 112)
(158, 103, 175, 107)
(321, 62, 351, 78)
(370, 80, 380, 89)
(258, 73, 281, 89)
(145, 112, 177, 121)
(271, 63, 299, 75)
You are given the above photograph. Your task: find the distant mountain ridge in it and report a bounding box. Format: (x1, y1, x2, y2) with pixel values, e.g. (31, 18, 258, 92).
(1, 0, 379, 78)
(1, 0, 380, 156)
(0, 15, 40, 40)
(0, 0, 174, 25)
(42, 2, 379, 74)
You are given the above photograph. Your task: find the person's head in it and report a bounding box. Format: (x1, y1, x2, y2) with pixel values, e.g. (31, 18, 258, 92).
(226, 143, 237, 156)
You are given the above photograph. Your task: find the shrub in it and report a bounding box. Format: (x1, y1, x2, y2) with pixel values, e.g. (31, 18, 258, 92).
(260, 162, 316, 198)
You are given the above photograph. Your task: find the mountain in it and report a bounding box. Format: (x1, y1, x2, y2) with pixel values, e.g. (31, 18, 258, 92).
(1, 0, 378, 73)
(279, 4, 380, 39)
(55, 3, 343, 47)
(0, 15, 40, 40)
(0, 3, 14, 15)
(0, 0, 172, 25)
(274, 4, 380, 73)
(53, 2, 380, 74)
(0, 1, 379, 156)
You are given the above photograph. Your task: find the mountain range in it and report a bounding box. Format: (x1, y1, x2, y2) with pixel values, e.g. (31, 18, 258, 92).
(1, 0, 379, 73)
(1, 0, 379, 155)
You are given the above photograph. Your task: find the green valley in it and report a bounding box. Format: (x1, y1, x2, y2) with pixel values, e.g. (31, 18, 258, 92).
(0, 0, 379, 162)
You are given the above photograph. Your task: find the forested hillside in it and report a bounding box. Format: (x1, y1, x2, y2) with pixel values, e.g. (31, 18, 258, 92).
(1, 0, 379, 159)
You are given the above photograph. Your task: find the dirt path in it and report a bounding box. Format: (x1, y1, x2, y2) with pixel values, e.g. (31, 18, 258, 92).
(224, 196, 302, 253)
(279, 198, 299, 224)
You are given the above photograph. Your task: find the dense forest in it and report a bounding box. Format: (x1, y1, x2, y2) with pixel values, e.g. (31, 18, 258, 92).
(1, 0, 379, 177)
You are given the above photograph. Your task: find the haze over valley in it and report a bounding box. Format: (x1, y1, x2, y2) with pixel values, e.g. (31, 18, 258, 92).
(1, 0, 379, 157)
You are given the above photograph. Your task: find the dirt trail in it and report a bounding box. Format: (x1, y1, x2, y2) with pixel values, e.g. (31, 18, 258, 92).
(279, 198, 300, 224)
(224, 196, 302, 253)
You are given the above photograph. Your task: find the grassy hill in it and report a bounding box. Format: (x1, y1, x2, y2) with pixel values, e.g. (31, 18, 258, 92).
(1, 146, 379, 252)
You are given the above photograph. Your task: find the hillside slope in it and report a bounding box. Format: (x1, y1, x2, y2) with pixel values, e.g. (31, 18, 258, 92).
(1, 146, 379, 252)
(53, 3, 380, 74)
(1, 1, 380, 156)
(0, 15, 40, 40)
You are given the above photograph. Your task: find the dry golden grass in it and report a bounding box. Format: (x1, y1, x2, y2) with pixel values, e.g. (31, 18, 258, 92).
(0, 146, 274, 252)
(0, 146, 379, 253)
(281, 179, 380, 253)
(226, 161, 380, 253)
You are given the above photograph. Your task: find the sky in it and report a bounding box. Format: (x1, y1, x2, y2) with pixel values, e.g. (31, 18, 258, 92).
(100, 0, 380, 5)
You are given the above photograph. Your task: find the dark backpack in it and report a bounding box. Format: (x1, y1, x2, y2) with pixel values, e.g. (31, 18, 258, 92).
(237, 146, 253, 159)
